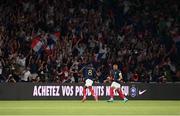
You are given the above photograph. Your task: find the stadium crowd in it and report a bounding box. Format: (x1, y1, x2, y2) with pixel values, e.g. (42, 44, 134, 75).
(0, 0, 180, 83)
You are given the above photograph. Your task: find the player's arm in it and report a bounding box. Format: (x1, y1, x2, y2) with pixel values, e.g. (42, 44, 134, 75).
(104, 75, 113, 83)
(78, 69, 83, 79)
(79, 66, 85, 76)
(118, 71, 123, 81)
(77, 67, 85, 82)
(93, 68, 99, 82)
(93, 68, 96, 77)
(79, 66, 85, 73)
(104, 70, 113, 83)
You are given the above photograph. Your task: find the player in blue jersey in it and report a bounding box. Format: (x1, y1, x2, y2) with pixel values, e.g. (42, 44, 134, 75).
(107, 64, 128, 103)
(80, 63, 98, 102)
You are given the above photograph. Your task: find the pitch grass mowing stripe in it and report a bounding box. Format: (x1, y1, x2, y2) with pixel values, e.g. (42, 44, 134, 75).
(0, 100, 180, 115)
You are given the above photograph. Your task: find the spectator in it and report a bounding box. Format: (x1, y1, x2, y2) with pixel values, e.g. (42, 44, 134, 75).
(21, 67, 31, 82)
(0, 0, 179, 83)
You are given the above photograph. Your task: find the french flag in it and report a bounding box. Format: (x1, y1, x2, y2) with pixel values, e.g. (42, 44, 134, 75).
(45, 32, 61, 54)
(31, 36, 43, 53)
(49, 32, 61, 43)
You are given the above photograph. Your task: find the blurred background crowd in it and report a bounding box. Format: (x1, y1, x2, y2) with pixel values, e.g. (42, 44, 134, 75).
(0, 0, 180, 83)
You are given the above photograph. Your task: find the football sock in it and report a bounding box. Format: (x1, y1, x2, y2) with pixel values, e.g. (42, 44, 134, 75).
(110, 87, 114, 99)
(89, 86, 95, 96)
(117, 88, 125, 99)
(83, 87, 87, 98)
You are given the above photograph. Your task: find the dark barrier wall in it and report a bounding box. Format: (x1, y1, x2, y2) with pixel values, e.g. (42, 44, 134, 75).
(0, 83, 180, 100)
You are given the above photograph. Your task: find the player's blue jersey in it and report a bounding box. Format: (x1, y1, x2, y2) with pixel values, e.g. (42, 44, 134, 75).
(110, 69, 122, 83)
(82, 66, 96, 80)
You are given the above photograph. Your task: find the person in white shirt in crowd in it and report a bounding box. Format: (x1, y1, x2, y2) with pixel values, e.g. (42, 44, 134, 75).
(21, 67, 31, 82)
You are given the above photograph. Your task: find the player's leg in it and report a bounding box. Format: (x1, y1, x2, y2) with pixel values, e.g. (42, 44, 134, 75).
(82, 79, 90, 102)
(89, 86, 98, 101)
(116, 88, 128, 103)
(82, 86, 87, 102)
(86, 79, 98, 101)
(82, 79, 98, 102)
(107, 87, 115, 102)
(107, 82, 116, 102)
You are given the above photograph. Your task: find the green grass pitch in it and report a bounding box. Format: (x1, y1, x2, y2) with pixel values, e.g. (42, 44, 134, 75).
(0, 100, 180, 116)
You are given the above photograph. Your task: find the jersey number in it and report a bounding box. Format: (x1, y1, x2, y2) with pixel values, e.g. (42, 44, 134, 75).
(88, 69, 93, 76)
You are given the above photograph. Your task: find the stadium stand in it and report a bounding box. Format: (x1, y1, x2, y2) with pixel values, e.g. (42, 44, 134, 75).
(0, 0, 179, 83)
